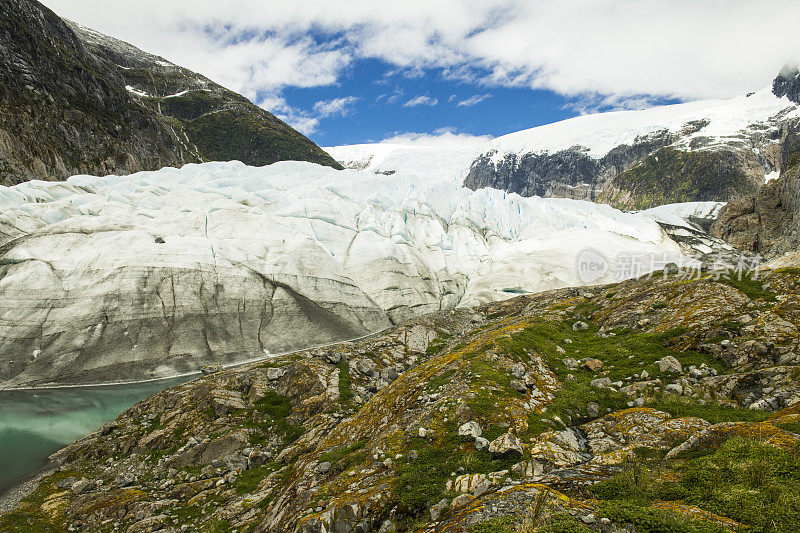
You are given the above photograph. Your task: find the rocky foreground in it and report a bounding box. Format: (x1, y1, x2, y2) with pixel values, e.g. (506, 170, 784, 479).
(2, 266, 800, 532)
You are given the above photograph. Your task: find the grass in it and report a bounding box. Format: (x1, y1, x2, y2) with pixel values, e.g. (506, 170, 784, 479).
(717, 271, 777, 302)
(426, 368, 457, 392)
(0, 470, 85, 532)
(338, 360, 354, 404)
(246, 391, 304, 445)
(494, 318, 723, 435)
(466, 355, 519, 418)
(233, 463, 281, 494)
(598, 501, 728, 533)
(319, 438, 369, 468)
(592, 438, 800, 532)
(646, 396, 772, 425)
(470, 514, 594, 533)
(394, 429, 519, 515)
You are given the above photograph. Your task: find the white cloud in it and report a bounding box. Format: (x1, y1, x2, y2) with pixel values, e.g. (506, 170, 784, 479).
(456, 94, 492, 107)
(256, 95, 319, 135)
(563, 93, 665, 116)
(403, 95, 439, 107)
(313, 96, 359, 117)
(380, 128, 493, 150)
(43, 0, 800, 110)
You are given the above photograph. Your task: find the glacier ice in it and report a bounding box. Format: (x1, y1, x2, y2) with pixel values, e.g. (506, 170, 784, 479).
(0, 161, 691, 387)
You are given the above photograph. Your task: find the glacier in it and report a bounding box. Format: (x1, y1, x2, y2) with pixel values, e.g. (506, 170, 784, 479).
(0, 161, 694, 387)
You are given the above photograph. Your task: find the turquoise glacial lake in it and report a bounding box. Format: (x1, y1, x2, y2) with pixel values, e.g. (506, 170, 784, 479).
(0, 377, 190, 489)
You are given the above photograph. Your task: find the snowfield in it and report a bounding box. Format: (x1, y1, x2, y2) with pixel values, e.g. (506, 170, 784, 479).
(324, 141, 484, 184)
(483, 88, 798, 161)
(0, 161, 691, 386)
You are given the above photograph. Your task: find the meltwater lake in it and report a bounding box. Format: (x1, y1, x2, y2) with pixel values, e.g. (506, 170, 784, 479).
(0, 377, 190, 489)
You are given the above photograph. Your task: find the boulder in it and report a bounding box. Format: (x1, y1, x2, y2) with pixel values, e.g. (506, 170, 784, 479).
(658, 356, 682, 374)
(590, 377, 613, 389)
(488, 432, 523, 458)
(450, 494, 475, 510)
(429, 498, 449, 521)
(458, 421, 482, 439)
(580, 358, 604, 372)
(510, 379, 527, 393)
(266, 367, 287, 381)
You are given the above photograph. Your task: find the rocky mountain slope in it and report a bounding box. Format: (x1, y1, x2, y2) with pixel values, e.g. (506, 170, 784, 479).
(710, 121, 800, 258)
(2, 265, 798, 532)
(464, 78, 800, 210)
(0, 161, 710, 388)
(0, 0, 339, 187)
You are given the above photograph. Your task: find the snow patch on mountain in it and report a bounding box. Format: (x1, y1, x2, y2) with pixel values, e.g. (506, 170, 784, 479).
(639, 202, 727, 230)
(325, 142, 483, 184)
(484, 88, 798, 162)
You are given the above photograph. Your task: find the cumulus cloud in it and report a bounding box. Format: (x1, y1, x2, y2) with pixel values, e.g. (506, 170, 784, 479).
(403, 95, 439, 107)
(256, 95, 319, 135)
(563, 93, 667, 116)
(455, 94, 492, 107)
(380, 128, 493, 150)
(313, 96, 359, 117)
(43, 0, 800, 110)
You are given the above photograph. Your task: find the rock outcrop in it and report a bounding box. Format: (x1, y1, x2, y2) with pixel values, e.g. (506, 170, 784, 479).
(773, 64, 800, 104)
(710, 124, 800, 257)
(0, 0, 339, 187)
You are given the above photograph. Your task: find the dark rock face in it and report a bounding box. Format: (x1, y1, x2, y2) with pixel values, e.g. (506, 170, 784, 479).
(0, 0, 186, 185)
(773, 64, 800, 104)
(0, 0, 339, 187)
(463, 130, 676, 201)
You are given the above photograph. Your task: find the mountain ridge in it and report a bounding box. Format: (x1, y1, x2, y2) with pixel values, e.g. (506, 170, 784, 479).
(463, 84, 799, 209)
(0, 0, 340, 187)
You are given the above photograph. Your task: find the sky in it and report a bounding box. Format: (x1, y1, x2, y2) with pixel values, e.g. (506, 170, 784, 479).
(42, 0, 800, 147)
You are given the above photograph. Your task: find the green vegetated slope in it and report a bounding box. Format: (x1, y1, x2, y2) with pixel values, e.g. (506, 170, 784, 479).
(2, 267, 800, 532)
(0, 0, 339, 187)
(599, 147, 759, 210)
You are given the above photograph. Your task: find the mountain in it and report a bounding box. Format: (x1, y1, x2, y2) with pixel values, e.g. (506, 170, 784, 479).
(0, 160, 714, 388)
(464, 82, 799, 210)
(0, 0, 339, 187)
(3, 266, 799, 531)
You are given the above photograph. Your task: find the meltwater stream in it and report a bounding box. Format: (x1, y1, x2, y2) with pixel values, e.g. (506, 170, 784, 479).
(0, 377, 190, 489)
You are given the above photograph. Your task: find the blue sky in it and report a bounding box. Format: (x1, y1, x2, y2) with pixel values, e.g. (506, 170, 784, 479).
(44, 0, 800, 146)
(277, 59, 593, 145)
